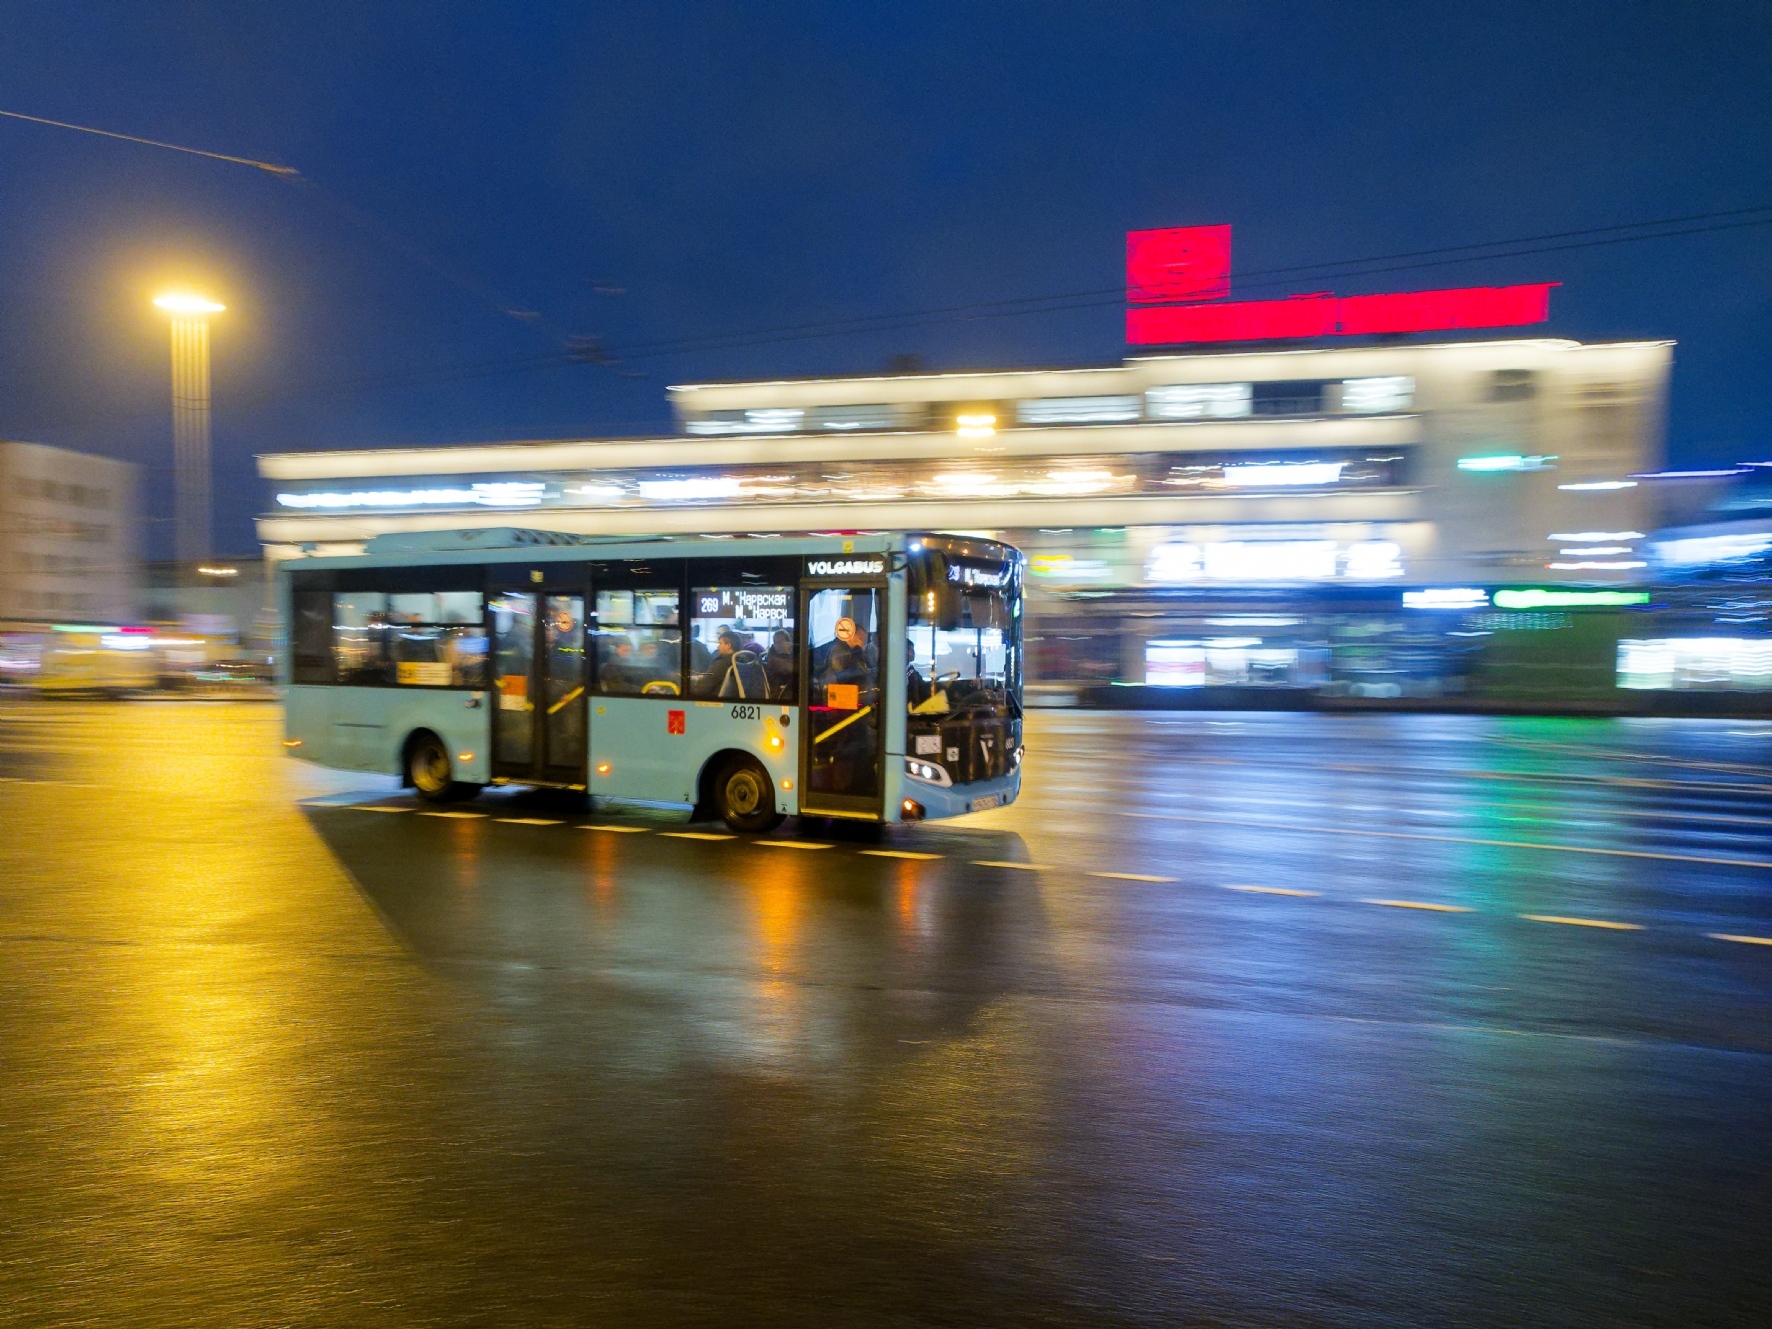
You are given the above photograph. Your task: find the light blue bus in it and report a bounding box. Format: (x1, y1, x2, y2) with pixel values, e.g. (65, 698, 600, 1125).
(280, 529, 1024, 830)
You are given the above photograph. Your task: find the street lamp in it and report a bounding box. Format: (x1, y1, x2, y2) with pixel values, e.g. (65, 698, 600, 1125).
(152, 292, 225, 567)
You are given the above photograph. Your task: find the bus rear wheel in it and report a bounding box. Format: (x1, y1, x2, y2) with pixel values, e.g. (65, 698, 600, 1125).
(407, 731, 478, 804)
(714, 756, 783, 834)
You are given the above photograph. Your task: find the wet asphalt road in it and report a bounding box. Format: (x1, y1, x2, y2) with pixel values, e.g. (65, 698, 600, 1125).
(2, 702, 1771, 1327)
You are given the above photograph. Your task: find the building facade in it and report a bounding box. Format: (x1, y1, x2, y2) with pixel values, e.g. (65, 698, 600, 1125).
(0, 440, 139, 624)
(257, 337, 1674, 697)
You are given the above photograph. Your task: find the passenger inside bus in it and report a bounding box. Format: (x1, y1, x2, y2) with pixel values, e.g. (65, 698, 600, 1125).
(594, 588, 682, 695)
(689, 585, 794, 701)
(765, 630, 795, 698)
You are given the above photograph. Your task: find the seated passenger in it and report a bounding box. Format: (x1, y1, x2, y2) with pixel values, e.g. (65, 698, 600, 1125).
(598, 635, 638, 692)
(637, 635, 678, 689)
(764, 630, 795, 700)
(720, 648, 769, 700)
(694, 628, 739, 698)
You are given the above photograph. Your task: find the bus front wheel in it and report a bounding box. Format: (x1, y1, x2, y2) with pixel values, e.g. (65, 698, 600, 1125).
(714, 756, 783, 834)
(407, 731, 477, 804)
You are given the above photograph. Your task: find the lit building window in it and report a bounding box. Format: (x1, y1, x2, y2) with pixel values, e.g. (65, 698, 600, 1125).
(812, 404, 905, 431)
(684, 408, 805, 435)
(1341, 376, 1414, 413)
(1145, 382, 1252, 419)
(1015, 395, 1141, 425)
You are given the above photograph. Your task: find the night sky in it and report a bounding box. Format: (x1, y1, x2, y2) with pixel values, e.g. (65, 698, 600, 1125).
(2, 2, 1769, 557)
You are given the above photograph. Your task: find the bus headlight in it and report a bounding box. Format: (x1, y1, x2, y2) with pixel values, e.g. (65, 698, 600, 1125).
(904, 758, 952, 787)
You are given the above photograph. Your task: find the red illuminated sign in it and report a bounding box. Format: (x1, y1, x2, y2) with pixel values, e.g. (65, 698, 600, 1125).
(1126, 282, 1556, 345)
(667, 709, 685, 735)
(1125, 223, 1557, 344)
(1127, 225, 1232, 303)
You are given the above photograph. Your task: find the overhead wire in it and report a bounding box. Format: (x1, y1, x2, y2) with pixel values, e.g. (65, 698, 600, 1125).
(3, 102, 1769, 407)
(0, 106, 298, 175)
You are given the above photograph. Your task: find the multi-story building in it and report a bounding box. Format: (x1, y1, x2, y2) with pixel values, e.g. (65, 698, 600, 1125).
(0, 440, 139, 624)
(256, 336, 1671, 695)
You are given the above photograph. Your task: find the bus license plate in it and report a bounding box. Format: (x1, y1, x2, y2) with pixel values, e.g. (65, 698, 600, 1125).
(969, 794, 1002, 812)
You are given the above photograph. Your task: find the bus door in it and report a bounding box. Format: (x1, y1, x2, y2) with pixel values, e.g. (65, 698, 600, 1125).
(799, 582, 885, 818)
(490, 580, 588, 785)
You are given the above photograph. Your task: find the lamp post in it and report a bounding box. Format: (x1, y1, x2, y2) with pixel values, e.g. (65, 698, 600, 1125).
(152, 292, 225, 567)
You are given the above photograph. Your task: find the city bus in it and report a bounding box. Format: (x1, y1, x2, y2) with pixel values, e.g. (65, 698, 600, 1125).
(279, 529, 1023, 830)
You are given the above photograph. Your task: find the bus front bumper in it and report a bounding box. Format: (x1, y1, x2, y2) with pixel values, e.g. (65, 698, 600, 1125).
(902, 768, 1021, 821)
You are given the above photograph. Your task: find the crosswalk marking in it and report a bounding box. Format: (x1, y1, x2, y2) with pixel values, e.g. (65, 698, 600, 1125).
(1363, 898, 1470, 912)
(497, 817, 563, 826)
(755, 840, 831, 850)
(973, 860, 1049, 871)
(419, 811, 486, 820)
(1710, 933, 1772, 946)
(859, 849, 943, 860)
(1090, 871, 1176, 882)
(579, 825, 651, 834)
(661, 831, 734, 841)
(1226, 885, 1320, 897)
(357, 805, 411, 813)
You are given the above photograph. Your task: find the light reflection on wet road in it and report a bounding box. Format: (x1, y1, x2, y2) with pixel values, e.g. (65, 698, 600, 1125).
(1, 702, 1769, 1326)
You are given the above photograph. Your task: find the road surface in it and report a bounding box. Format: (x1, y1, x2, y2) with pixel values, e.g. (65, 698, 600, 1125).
(2, 701, 1769, 1326)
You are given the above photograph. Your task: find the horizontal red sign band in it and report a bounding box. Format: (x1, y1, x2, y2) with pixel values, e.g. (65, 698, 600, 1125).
(1125, 283, 1556, 344)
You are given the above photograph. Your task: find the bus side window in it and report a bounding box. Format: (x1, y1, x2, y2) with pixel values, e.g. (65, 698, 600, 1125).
(594, 587, 682, 696)
(291, 590, 334, 684)
(689, 585, 795, 702)
(334, 593, 390, 685)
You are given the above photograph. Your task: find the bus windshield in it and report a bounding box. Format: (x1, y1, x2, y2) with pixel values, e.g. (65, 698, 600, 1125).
(905, 542, 1022, 717)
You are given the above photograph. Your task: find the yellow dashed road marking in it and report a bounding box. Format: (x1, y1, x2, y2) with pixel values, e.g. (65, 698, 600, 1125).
(859, 849, 944, 860)
(1710, 933, 1772, 946)
(357, 805, 411, 813)
(1090, 871, 1176, 882)
(579, 825, 650, 834)
(1226, 885, 1320, 897)
(755, 840, 831, 850)
(1520, 914, 1643, 930)
(1363, 898, 1471, 912)
(662, 831, 734, 842)
(419, 811, 486, 820)
(973, 860, 1050, 871)
(497, 817, 563, 826)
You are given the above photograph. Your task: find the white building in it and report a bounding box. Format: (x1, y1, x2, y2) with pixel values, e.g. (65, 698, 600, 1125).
(0, 440, 139, 624)
(258, 337, 1670, 593)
